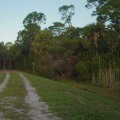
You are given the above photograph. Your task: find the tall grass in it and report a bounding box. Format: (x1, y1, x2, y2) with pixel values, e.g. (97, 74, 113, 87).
(92, 64, 120, 90)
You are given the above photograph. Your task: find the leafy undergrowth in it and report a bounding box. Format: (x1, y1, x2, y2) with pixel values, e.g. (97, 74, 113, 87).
(24, 72, 120, 120)
(0, 72, 29, 120)
(0, 71, 6, 84)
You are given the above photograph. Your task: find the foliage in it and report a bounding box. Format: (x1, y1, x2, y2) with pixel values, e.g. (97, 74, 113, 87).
(59, 5, 75, 27)
(0, 2, 120, 89)
(76, 61, 90, 81)
(23, 11, 46, 27)
(48, 22, 66, 36)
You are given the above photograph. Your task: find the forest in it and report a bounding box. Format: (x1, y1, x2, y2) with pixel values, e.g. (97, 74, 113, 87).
(0, 0, 120, 89)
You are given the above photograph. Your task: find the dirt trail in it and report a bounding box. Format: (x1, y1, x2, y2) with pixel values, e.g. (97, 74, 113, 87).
(0, 72, 10, 120)
(0, 72, 10, 92)
(18, 72, 61, 120)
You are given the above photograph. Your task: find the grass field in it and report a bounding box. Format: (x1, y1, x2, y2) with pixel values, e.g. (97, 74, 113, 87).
(0, 72, 29, 120)
(24, 72, 120, 120)
(0, 71, 120, 120)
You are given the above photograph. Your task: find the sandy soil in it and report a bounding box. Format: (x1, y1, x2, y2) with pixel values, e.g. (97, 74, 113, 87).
(0, 112, 10, 120)
(0, 72, 10, 92)
(18, 72, 61, 120)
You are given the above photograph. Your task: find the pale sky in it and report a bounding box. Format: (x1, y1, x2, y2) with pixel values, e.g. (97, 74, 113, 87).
(0, 0, 96, 43)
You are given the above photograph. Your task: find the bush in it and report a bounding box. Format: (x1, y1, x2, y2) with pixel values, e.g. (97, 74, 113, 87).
(75, 61, 90, 81)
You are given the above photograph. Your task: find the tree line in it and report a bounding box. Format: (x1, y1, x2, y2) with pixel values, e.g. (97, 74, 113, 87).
(0, 0, 120, 89)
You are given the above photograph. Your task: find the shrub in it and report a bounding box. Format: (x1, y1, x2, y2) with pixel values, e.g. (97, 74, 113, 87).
(76, 61, 90, 81)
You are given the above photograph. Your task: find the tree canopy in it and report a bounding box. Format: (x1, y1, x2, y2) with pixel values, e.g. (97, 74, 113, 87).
(0, 2, 120, 89)
(23, 11, 46, 27)
(59, 5, 75, 27)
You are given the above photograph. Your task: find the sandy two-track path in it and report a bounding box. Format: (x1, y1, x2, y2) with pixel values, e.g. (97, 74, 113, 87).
(0, 71, 60, 120)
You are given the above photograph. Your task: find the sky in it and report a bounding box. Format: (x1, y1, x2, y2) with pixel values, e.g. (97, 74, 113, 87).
(0, 0, 96, 43)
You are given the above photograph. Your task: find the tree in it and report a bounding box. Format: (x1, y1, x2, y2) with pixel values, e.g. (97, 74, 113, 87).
(32, 30, 53, 76)
(21, 12, 45, 54)
(0, 42, 14, 70)
(0, 42, 6, 69)
(48, 22, 66, 36)
(59, 5, 75, 27)
(5, 42, 13, 50)
(23, 11, 46, 27)
(86, 0, 120, 32)
(86, 0, 120, 56)
(16, 11, 46, 70)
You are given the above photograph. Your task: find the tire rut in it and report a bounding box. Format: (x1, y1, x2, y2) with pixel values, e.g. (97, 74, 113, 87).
(0, 72, 10, 120)
(0, 72, 10, 92)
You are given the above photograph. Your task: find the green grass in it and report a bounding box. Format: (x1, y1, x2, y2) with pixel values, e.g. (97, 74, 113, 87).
(0, 71, 6, 84)
(0, 72, 29, 120)
(24, 72, 120, 120)
(60, 80, 120, 101)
